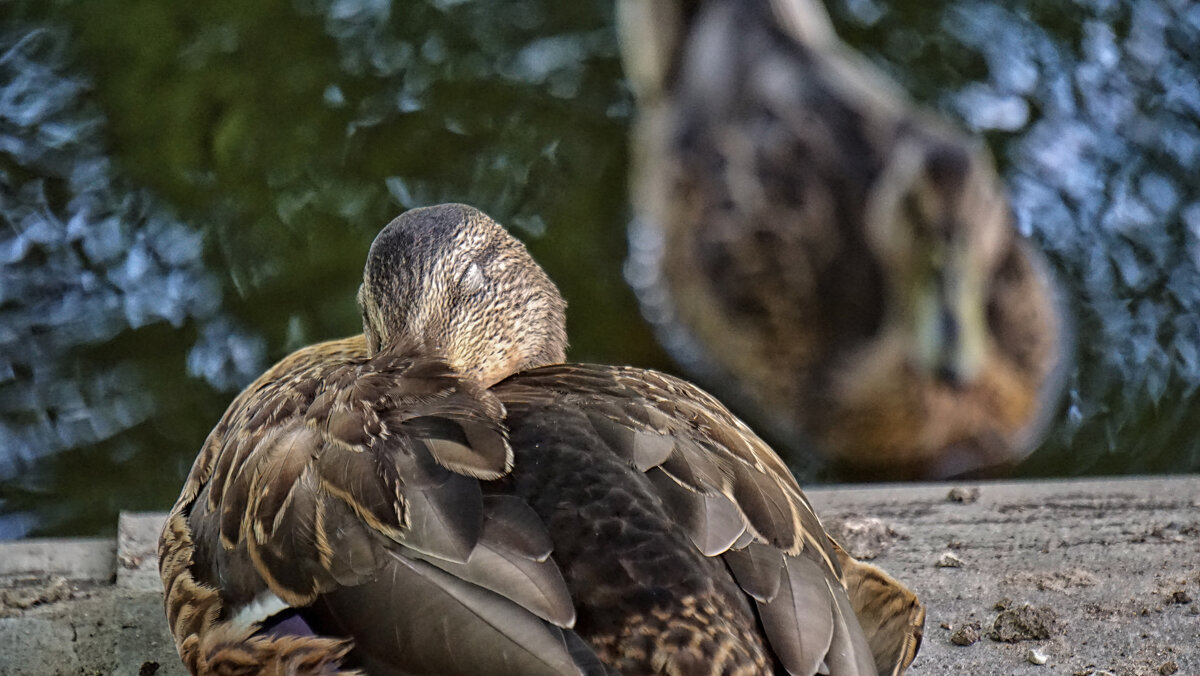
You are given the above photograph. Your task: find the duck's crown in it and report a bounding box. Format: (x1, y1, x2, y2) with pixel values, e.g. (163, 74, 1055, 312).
(359, 204, 568, 386)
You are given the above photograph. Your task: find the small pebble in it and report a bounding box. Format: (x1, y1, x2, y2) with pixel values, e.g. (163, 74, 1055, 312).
(937, 552, 964, 568)
(1027, 648, 1048, 665)
(1159, 661, 1179, 675)
(947, 486, 980, 503)
(1171, 590, 1192, 604)
(950, 622, 981, 646)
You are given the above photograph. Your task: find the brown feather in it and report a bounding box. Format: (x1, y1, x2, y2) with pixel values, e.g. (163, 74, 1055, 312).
(658, 439, 731, 490)
(833, 540, 926, 675)
(723, 542, 785, 604)
(397, 469, 484, 564)
(160, 335, 576, 675)
(754, 554, 835, 676)
(420, 433, 509, 479)
(310, 553, 584, 676)
(646, 468, 745, 556)
(314, 444, 405, 538)
(406, 511, 577, 627)
(314, 490, 380, 588)
(480, 495, 555, 561)
(823, 576, 880, 676)
(248, 425, 320, 541)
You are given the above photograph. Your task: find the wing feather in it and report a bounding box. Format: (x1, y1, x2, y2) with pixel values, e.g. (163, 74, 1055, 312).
(480, 495, 555, 561)
(723, 542, 784, 604)
(310, 553, 586, 676)
(647, 468, 746, 556)
(497, 363, 924, 675)
(164, 336, 579, 674)
(755, 554, 834, 676)
(822, 577, 879, 676)
(499, 364, 832, 566)
(406, 504, 576, 627)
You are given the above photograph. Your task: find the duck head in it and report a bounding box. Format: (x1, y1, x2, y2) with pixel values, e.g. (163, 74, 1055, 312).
(357, 204, 568, 387)
(864, 135, 1012, 389)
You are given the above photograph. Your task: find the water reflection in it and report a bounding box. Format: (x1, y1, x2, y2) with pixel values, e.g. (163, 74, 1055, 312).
(0, 0, 1197, 537)
(0, 0, 657, 538)
(0, 26, 265, 538)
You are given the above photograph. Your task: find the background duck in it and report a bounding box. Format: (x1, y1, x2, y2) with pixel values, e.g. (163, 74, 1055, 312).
(619, 0, 1069, 479)
(159, 203, 923, 675)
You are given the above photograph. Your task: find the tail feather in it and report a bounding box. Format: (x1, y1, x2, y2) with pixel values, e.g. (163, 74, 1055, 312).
(832, 540, 925, 675)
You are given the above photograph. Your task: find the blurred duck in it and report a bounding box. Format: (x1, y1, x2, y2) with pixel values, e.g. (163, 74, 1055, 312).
(618, 0, 1068, 479)
(159, 204, 924, 675)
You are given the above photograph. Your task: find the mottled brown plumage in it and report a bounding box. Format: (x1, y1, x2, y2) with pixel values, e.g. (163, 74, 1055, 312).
(832, 542, 924, 676)
(160, 203, 922, 675)
(620, 0, 1067, 478)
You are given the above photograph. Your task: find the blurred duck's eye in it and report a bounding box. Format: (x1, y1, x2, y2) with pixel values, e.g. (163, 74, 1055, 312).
(460, 261, 486, 295)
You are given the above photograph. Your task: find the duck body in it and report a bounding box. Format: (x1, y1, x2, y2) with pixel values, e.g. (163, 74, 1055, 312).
(496, 364, 858, 675)
(621, 0, 1067, 478)
(498, 385, 775, 673)
(160, 204, 923, 675)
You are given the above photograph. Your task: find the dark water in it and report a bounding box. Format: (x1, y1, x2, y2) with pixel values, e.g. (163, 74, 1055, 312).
(0, 0, 1197, 538)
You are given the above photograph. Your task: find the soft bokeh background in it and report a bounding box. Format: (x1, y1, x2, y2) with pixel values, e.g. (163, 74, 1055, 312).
(1, 0, 1197, 538)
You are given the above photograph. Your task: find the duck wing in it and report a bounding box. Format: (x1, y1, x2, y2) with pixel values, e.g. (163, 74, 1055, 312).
(499, 364, 919, 675)
(499, 364, 833, 559)
(160, 335, 590, 675)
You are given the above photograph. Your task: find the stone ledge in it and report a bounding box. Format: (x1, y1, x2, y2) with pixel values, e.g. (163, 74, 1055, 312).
(0, 475, 1196, 675)
(809, 475, 1200, 675)
(0, 538, 115, 582)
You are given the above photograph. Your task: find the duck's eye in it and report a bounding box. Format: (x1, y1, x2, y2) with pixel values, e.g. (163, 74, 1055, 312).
(459, 261, 486, 295)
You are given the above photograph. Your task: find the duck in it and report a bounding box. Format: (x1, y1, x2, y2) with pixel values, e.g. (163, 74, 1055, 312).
(618, 0, 1068, 479)
(158, 203, 924, 675)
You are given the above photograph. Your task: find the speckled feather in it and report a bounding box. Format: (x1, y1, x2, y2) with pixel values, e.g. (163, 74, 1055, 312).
(496, 365, 879, 675)
(160, 335, 587, 674)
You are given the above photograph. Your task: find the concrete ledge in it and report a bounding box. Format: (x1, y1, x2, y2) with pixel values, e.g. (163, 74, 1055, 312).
(0, 476, 1196, 675)
(0, 513, 182, 676)
(810, 475, 1200, 675)
(0, 538, 115, 582)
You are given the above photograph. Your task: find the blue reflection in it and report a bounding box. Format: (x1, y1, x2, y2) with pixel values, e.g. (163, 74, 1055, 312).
(0, 26, 265, 537)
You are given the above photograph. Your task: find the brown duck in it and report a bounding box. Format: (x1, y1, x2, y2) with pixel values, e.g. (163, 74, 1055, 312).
(619, 0, 1068, 478)
(159, 204, 923, 675)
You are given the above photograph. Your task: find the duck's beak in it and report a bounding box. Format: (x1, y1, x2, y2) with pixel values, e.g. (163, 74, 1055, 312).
(911, 261, 987, 389)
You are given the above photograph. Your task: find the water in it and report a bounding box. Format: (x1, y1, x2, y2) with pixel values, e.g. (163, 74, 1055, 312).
(1, 0, 1197, 538)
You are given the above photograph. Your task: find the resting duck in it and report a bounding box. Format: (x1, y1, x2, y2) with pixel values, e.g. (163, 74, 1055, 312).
(619, 0, 1068, 478)
(159, 204, 923, 675)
